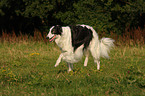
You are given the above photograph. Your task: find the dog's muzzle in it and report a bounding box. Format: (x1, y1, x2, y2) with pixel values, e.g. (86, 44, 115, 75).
(46, 35, 56, 42)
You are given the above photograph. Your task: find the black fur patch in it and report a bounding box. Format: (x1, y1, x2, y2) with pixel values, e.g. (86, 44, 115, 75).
(69, 25, 93, 51)
(52, 25, 62, 35)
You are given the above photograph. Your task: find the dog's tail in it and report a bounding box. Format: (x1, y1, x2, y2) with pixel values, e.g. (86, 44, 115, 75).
(100, 38, 114, 58)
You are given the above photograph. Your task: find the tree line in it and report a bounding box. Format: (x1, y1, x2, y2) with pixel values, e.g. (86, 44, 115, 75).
(0, 0, 145, 35)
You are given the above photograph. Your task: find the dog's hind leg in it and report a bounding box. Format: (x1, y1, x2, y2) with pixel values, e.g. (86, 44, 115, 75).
(89, 42, 101, 70)
(84, 49, 89, 66)
(55, 54, 63, 67)
(84, 56, 88, 66)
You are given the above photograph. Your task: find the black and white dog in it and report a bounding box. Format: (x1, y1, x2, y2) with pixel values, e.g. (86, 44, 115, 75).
(46, 24, 114, 72)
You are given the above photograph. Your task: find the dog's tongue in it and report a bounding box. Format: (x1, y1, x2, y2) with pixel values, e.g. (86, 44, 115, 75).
(49, 35, 56, 42)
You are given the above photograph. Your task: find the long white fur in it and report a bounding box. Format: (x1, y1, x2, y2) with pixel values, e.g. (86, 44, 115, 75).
(53, 27, 85, 72)
(47, 25, 114, 72)
(100, 38, 115, 58)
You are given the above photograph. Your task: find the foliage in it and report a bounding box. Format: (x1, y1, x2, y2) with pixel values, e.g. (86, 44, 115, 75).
(0, 0, 145, 35)
(55, 0, 145, 34)
(56, 0, 115, 33)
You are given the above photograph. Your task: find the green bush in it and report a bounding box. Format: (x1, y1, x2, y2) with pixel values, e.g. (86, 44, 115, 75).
(0, 0, 145, 35)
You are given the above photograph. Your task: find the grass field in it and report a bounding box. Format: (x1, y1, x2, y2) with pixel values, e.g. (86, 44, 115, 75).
(0, 41, 145, 96)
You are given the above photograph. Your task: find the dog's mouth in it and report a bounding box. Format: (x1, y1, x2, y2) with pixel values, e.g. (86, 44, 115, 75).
(49, 35, 56, 42)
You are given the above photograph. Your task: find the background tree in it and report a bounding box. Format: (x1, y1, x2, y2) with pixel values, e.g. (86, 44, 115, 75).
(55, 0, 145, 34)
(0, 0, 145, 36)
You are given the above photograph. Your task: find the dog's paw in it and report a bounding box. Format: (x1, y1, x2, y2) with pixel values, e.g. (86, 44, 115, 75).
(84, 64, 87, 67)
(54, 64, 59, 67)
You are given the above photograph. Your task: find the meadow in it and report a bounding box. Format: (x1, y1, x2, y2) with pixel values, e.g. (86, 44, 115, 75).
(0, 39, 145, 96)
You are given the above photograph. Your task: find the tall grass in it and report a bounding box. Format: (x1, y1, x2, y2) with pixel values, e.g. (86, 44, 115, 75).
(0, 27, 145, 46)
(118, 27, 145, 46)
(99, 27, 145, 46)
(0, 29, 48, 44)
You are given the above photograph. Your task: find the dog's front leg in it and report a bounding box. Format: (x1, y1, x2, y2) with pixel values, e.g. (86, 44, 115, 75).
(55, 54, 63, 67)
(97, 60, 100, 70)
(67, 63, 73, 72)
(94, 59, 100, 70)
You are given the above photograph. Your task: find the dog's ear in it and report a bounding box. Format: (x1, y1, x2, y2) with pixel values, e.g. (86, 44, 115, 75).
(52, 25, 62, 35)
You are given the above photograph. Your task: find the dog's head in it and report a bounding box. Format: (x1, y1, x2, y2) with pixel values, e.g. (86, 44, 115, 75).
(46, 25, 62, 42)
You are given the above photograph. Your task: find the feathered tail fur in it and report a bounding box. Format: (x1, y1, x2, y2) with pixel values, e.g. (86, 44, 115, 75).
(100, 38, 115, 58)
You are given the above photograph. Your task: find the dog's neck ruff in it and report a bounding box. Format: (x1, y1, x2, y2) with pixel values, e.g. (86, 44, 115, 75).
(55, 26, 74, 53)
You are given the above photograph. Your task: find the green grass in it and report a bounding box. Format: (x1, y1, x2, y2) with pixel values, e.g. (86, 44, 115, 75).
(0, 42, 145, 96)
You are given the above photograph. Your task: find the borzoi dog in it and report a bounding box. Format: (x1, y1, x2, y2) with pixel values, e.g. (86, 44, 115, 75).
(46, 24, 114, 72)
